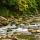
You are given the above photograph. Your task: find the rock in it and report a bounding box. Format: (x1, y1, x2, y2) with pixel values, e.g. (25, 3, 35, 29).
(0, 16, 7, 20)
(37, 30, 40, 32)
(12, 37, 17, 40)
(0, 16, 40, 26)
(0, 23, 3, 27)
(31, 30, 37, 33)
(0, 16, 15, 26)
(0, 16, 9, 26)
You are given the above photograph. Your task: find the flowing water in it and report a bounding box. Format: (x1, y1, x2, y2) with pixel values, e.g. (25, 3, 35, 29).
(0, 23, 40, 40)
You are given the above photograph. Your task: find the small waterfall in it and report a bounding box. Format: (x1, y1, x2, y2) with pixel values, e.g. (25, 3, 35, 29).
(0, 23, 40, 38)
(0, 23, 31, 35)
(0, 23, 17, 35)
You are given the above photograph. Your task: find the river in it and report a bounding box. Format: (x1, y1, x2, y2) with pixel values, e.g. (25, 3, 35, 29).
(0, 23, 40, 40)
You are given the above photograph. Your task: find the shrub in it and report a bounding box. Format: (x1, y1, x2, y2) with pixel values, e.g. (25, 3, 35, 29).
(0, 0, 38, 16)
(36, 0, 40, 10)
(16, 0, 37, 16)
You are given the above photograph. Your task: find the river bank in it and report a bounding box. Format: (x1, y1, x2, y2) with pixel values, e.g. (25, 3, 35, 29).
(0, 16, 40, 26)
(0, 16, 40, 40)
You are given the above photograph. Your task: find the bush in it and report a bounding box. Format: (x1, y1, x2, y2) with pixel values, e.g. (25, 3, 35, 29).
(0, 0, 17, 16)
(36, 0, 40, 10)
(0, 0, 38, 16)
(16, 0, 37, 16)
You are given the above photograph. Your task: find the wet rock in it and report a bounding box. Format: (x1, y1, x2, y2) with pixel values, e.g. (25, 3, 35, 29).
(0, 16, 14, 26)
(0, 16, 7, 20)
(12, 38, 17, 40)
(5, 16, 14, 22)
(0, 16, 9, 26)
(0, 16, 40, 26)
(0, 23, 3, 27)
(37, 30, 40, 32)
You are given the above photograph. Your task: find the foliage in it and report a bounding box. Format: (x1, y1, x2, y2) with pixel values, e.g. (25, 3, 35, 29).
(16, 0, 28, 12)
(0, 0, 39, 16)
(7, 0, 16, 5)
(36, 0, 40, 10)
(16, 0, 37, 15)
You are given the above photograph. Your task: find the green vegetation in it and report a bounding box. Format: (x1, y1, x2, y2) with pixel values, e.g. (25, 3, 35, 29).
(16, 34, 36, 40)
(0, 0, 39, 16)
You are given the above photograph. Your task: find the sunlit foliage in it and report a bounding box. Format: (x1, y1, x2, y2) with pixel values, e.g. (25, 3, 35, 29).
(0, 0, 39, 16)
(16, 0, 37, 15)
